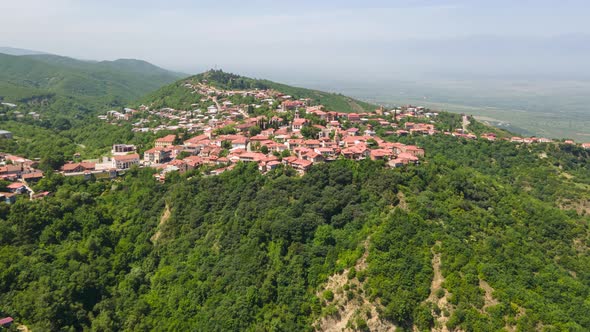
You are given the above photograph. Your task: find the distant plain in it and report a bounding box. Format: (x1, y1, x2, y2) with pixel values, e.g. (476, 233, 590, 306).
(302, 79, 590, 141)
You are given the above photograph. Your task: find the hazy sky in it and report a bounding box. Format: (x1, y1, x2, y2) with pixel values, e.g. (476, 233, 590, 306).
(2, 0, 589, 82)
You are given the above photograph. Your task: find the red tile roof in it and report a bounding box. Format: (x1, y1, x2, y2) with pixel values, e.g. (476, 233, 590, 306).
(6, 182, 24, 189)
(156, 134, 176, 143)
(113, 153, 140, 161)
(0, 317, 13, 325)
(22, 171, 44, 180)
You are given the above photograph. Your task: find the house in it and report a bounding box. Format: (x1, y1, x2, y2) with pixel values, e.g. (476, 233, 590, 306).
(582, 143, 590, 150)
(238, 152, 267, 163)
(302, 150, 324, 163)
(0, 317, 13, 328)
(264, 141, 288, 153)
(281, 100, 306, 111)
(207, 105, 218, 114)
(364, 128, 376, 137)
(32, 191, 51, 199)
(0, 130, 13, 139)
(342, 136, 367, 147)
(327, 120, 340, 129)
(523, 137, 535, 144)
(410, 123, 435, 135)
(346, 128, 359, 136)
(315, 147, 337, 159)
(183, 156, 204, 170)
(112, 154, 140, 170)
(347, 113, 360, 122)
(341, 145, 370, 160)
(164, 159, 188, 173)
(168, 145, 185, 159)
(22, 171, 44, 183)
(399, 152, 419, 163)
(0, 164, 22, 177)
(266, 160, 282, 171)
(61, 162, 96, 173)
(184, 134, 210, 146)
(155, 135, 176, 148)
(370, 149, 393, 161)
(0, 192, 16, 204)
(396, 130, 409, 136)
(389, 153, 419, 167)
(285, 139, 304, 150)
(481, 133, 497, 141)
(308, 109, 327, 120)
(144, 147, 170, 164)
(282, 156, 313, 173)
(292, 118, 307, 131)
(6, 182, 27, 194)
(231, 136, 248, 150)
(303, 139, 321, 149)
(400, 145, 425, 157)
(112, 144, 137, 155)
(290, 158, 313, 173)
(5, 155, 29, 165)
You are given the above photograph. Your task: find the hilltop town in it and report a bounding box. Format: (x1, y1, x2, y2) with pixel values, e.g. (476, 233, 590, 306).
(92, 77, 589, 181)
(3, 75, 590, 205)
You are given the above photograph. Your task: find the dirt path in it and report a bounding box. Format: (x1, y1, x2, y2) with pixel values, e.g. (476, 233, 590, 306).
(558, 198, 590, 215)
(347, 100, 366, 114)
(212, 96, 222, 112)
(17, 325, 30, 332)
(314, 239, 395, 332)
(462, 114, 470, 133)
(479, 279, 499, 311)
(397, 192, 408, 211)
(425, 242, 453, 332)
(150, 202, 171, 243)
(23, 183, 35, 200)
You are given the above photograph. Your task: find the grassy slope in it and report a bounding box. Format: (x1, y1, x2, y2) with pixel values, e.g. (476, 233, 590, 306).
(259, 79, 378, 113)
(145, 70, 378, 113)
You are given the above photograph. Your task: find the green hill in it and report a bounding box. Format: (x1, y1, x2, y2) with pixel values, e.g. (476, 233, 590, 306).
(144, 69, 378, 113)
(0, 52, 184, 106)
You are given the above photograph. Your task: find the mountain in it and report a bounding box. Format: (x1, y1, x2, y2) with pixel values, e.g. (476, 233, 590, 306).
(0, 46, 46, 56)
(0, 52, 185, 107)
(143, 69, 378, 113)
(24, 54, 185, 79)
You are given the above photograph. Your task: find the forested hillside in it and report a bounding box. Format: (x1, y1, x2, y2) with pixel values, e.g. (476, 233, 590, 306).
(0, 52, 184, 160)
(0, 133, 588, 331)
(0, 52, 183, 106)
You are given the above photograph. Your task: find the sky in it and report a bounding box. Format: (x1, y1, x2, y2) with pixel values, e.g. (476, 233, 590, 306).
(1, 0, 590, 83)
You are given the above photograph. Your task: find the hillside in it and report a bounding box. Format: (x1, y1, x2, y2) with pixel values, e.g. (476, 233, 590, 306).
(0, 52, 184, 106)
(0, 68, 589, 331)
(143, 69, 378, 113)
(0, 137, 588, 331)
